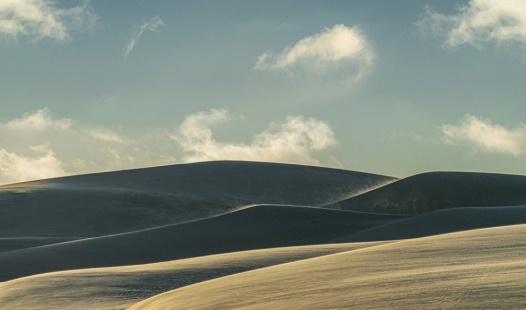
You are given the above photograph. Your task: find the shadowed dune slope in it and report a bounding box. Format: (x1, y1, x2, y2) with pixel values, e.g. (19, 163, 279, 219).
(0, 237, 78, 253)
(330, 171, 526, 214)
(129, 224, 526, 310)
(0, 205, 405, 282)
(0, 242, 388, 310)
(0, 161, 396, 238)
(333, 205, 526, 242)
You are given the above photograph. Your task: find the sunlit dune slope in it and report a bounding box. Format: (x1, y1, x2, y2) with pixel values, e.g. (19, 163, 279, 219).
(0, 205, 404, 282)
(330, 171, 526, 214)
(129, 224, 526, 310)
(0, 242, 387, 310)
(334, 205, 526, 242)
(0, 161, 396, 238)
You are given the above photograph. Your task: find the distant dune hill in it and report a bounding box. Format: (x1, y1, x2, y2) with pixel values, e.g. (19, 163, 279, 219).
(329, 172, 526, 214)
(0, 205, 405, 282)
(0, 161, 396, 238)
(333, 205, 526, 242)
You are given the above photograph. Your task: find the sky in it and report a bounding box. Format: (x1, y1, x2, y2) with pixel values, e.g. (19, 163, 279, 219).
(0, 0, 525, 184)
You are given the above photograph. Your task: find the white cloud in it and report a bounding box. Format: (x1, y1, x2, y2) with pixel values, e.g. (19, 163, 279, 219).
(0, 107, 339, 184)
(417, 0, 526, 49)
(124, 16, 164, 59)
(441, 114, 526, 156)
(0, 108, 179, 184)
(172, 109, 337, 165)
(254, 24, 374, 80)
(0, 146, 69, 184)
(0, 0, 98, 42)
(87, 128, 126, 143)
(173, 109, 229, 145)
(6, 107, 71, 131)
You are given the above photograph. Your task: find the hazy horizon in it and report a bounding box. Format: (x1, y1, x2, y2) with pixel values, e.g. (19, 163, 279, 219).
(1, 0, 525, 184)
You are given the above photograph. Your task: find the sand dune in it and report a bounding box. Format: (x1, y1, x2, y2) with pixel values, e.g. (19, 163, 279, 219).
(3, 161, 526, 309)
(0, 205, 404, 282)
(129, 224, 526, 310)
(0, 237, 78, 253)
(330, 171, 526, 214)
(0, 242, 388, 310)
(0, 161, 395, 239)
(335, 205, 526, 242)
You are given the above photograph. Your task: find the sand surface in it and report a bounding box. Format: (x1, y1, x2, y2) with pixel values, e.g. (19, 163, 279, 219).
(0, 237, 79, 253)
(335, 205, 526, 242)
(331, 171, 526, 214)
(129, 224, 526, 310)
(0, 161, 395, 239)
(0, 242, 387, 310)
(0, 205, 404, 281)
(2, 161, 526, 309)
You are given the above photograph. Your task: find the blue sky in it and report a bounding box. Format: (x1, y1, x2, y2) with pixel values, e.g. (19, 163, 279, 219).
(0, 0, 525, 184)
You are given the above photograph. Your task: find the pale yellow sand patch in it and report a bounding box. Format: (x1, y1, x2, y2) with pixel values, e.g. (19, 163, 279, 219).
(130, 224, 526, 310)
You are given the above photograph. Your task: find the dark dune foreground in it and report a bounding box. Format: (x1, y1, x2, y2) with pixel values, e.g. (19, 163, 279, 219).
(129, 224, 526, 310)
(334, 205, 526, 242)
(330, 171, 526, 214)
(0, 161, 395, 239)
(0, 242, 388, 310)
(0, 237, 78, 253)
(0, 205, 405, 282)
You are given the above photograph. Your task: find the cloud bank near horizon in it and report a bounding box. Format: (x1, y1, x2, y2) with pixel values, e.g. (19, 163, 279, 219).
(0, 108, 130, 184)
(0, 146, 69, 183)
(172, 109, 337, 165)
(0, 108, 338, 184)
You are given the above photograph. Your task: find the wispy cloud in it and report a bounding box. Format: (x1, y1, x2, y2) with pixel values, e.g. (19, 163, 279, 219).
(6, 108, 71, 131)
(124, 16, 164, 59)
(0, 0, 98, 42)
(417, 0, 526, 50)
(254, 24, 374, 80)
(441, 114, 526, 156)
(0, 145, 69, 184)
(87, 128, 127, 143)
(171, 109, 337, 165)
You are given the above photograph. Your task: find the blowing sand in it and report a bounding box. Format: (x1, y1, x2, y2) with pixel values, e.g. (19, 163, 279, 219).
(331, 171, 526, 214)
